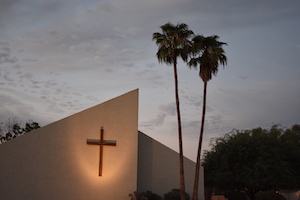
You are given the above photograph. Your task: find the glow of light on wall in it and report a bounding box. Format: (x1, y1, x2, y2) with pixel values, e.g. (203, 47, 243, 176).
(73, 137, 138, 186)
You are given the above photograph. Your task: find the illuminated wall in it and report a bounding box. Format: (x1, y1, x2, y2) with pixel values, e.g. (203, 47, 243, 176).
(0, 89, 139, 200)
(0, 89, 204, 200)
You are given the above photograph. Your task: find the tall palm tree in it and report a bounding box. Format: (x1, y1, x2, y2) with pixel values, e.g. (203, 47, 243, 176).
(152, 22, 193, 200)
(188, 35, 227, 200)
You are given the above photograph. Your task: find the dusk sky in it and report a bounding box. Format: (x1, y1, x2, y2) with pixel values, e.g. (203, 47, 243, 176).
(1, 0, 299, 160)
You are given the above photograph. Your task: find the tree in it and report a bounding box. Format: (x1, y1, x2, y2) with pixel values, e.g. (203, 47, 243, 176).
(152, 22, 194, 200)
(202, 124, 300, 200)
(255, 190, 287, 200)
(0, 118, 40, 144)
(188, 35, 227, 200)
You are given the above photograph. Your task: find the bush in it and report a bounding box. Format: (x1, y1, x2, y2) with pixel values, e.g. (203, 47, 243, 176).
(255, 190, 287, 200)
(164, 189, 190, 200)
(129, 191, 161, 200)
(141, 191, 162, 200)
(223, 190, 247, 200)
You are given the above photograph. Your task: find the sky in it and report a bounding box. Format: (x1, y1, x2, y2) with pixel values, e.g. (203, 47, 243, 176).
(0, 0, 299, 161)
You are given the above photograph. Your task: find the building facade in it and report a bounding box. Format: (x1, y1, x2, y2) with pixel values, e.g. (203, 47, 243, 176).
(0, 89, 204, 200)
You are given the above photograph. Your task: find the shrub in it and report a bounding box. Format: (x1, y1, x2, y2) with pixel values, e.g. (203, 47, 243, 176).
(141, 191, 162, 200)
(255, 190, 287, 200)
(223, 190, 247, 200)
(129, 191, 161, 200)
(164, 189, 190, 200)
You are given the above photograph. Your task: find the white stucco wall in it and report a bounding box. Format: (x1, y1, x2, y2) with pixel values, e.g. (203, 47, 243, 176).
(0, 89, 139, 200)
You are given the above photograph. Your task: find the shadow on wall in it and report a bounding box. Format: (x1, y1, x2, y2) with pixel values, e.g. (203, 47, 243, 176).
(137, 132, 154, 192)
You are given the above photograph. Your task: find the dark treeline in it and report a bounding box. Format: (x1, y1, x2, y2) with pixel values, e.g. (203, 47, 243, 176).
(0, 117, 40, 144)
(202, 124, 300, 200)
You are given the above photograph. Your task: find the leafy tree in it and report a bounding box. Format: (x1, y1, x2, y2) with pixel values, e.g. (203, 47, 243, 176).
(23, 121, 40, 133)
(202, 124, 300, 200)
(0, 118, 40, 144)
(188, 35, 227, 200)
(5, 132, 13, 141)
(13, 123, 23, 136)
(152, 22, 194, 200)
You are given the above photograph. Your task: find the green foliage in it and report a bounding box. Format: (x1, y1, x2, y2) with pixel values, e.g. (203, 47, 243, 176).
(223, 190, 247, 200)
(129, 191, 162, 200)
(152, 23, 194, 65)
(202, 124, 300, 199)
(0, 118, 40, 144)
(164, 189, 190, 200)
(23, 121, 40, 133)
(141, 191, 161, 200)
(188, 35, 227, 82)
(255, 190, 287, 200)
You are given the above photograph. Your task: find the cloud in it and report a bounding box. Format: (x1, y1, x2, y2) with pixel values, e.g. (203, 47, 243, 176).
(0, 42, 18, 64)
(141, 113, 167, 128)
(21, 58, 38, 62)
(113, 26, 142, 39)
(69, 42, 93, 54)
(237, 75, 250, 80)
(184, 95, 201, 107)
(158, 103, 176, 116)
(0, 91, 41, 124)
(184, 120, 200, 130)
(0, 0, 20, 26)
(141, 102, 177, 128)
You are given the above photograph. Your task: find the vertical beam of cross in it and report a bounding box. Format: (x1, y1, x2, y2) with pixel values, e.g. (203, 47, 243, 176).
(86, 126, 117, 176)
(99, 127, 104, 176)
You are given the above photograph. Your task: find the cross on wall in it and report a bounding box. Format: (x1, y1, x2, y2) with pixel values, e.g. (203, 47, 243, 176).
(86, 126, 117, 176)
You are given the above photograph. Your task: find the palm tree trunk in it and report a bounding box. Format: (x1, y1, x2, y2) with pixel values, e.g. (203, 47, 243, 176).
(173, 61, 186, 200)
(192, 80, 207, 200)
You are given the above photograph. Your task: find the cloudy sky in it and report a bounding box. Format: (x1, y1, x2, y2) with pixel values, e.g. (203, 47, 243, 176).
(1, 0, 299, 160)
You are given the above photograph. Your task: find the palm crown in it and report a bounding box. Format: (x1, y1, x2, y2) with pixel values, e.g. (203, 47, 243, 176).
(152, 23, 194, 65)
(188, 35, 227, 82)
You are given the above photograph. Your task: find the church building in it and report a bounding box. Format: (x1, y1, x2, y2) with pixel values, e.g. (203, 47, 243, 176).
(0, 89, 204, 200)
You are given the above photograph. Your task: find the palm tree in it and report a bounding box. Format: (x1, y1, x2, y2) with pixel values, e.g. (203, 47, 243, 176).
(188, 35, 227, 200)
(152, 22, 193, 200)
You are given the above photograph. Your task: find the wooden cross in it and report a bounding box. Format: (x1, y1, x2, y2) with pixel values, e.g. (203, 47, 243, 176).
(86, 126, 117, 176)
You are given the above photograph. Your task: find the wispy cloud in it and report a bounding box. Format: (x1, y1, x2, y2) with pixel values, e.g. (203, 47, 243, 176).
(0, 42, 18, 64)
